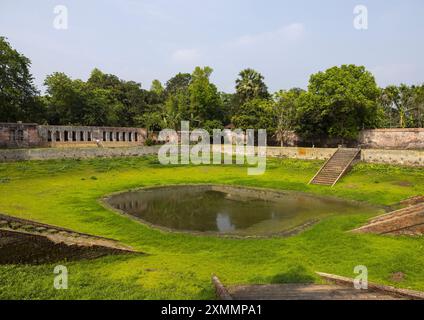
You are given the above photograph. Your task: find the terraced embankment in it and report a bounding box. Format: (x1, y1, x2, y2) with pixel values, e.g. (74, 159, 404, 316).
(0, 213, 137, 264)
(353, 202, 424, 236)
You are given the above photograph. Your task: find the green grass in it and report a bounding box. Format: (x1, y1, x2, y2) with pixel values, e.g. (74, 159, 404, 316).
(0, 156, 423, 299)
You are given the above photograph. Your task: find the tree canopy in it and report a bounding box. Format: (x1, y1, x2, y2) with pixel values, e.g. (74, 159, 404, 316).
(296, 65, 380, 139)
(235, 68, 269, 104)
(0, 37, 40, 122)
(1, 38, 423, 143)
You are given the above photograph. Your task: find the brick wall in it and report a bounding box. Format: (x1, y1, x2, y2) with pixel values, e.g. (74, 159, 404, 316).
(359, 128, 424, 150)
(0, 123, 147, 148)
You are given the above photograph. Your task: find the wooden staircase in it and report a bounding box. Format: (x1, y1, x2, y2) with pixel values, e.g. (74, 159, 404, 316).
(309, 148, 361, 187)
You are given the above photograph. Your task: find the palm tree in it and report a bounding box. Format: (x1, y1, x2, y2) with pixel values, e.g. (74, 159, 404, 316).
(235, 69, 269, 104)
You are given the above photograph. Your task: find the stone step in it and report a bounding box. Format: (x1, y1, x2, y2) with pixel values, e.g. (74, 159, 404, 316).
(227, 284, 399, 300)
(312, 181, 334, 185)
(370, 203, 424, 224)
(353, 209, 424, 235)
(0, 220, 9, 227)
(310, 148, 360, 187)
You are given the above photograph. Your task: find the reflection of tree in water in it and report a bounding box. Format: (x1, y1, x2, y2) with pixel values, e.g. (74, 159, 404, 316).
(107, 186, 372, 234)
(109, 188, 274, 232)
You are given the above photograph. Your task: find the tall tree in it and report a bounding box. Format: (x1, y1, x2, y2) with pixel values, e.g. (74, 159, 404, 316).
(232, 98, 273, 131)
(165, 73, 191, 97)
(87, 68, 151, 126)
(44, 72, 117, 126)
(379, 84, 424, 128)
(150, 79, 164, 96)
(0, 37, 41, 122)
(296, 65, 380, 140)
(273, 88, 304, 146)
(409, 85, 424, 128)
(188, 66, 223, 127)
(235, 68, 269, 104)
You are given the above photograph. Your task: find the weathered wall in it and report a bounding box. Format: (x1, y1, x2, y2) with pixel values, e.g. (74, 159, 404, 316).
(39, 125, 147, 147)
(0, 123, 42, 148)
(361, 149, 424, 166)
(280, 128, 424, 150)
(267, 147, 423, 166)
(0, 123, 147, 148)
(0, 146, 161, 162)
(0, 145, 422, 167)
(267, 147, 337, 160)
(359, 128, 424, 150)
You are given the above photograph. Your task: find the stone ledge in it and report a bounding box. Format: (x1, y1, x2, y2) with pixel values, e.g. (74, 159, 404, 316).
(317, 272, 424, 300)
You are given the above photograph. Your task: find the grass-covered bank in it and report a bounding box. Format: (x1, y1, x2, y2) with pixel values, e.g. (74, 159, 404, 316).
(0, 157, 423, 299)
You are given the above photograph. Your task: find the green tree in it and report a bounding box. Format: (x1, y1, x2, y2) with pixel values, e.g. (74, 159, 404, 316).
(220, 92, 239, 125)
(44, 72, 117, 126)
(235, 68, 269, 104)
(44, 72, 81, 124)
(231, 98, 273, 131)
(87, 68, 152, 126)
(409, 85, 424, 128)
(273, 88, 304, 146)
(296, 65, 380, 140)
(150, 79, 164, 96)
(379, 84, 424, 128)
(188, 66, 223, 126)
(0, 37, 41, 122)
(165, 73, 191, 96)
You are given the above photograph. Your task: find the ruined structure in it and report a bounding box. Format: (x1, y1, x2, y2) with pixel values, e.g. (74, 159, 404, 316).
(0, 122, 147, 148)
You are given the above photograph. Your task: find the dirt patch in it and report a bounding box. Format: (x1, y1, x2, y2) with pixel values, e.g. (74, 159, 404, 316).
(392, 181, 414, 187)
(391, 272, 406, 283)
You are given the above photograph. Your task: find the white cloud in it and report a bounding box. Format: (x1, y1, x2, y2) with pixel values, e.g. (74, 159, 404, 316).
(233, 23, 305, 47)
(171, 48, 201, 64)
(280, 23, 305, 41)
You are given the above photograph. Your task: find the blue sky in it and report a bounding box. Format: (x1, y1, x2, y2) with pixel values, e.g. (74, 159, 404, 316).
(1, 0, 423, 93)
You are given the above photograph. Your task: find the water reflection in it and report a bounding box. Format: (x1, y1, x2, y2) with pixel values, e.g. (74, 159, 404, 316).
(106, 185, 380, 236)
(216, 212, 235, 232)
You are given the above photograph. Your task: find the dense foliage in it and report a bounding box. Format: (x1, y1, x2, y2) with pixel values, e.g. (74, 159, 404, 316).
(1, 37, 424, 141)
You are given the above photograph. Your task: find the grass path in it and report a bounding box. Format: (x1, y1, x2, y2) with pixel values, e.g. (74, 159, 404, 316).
(0, 157, 423, 299)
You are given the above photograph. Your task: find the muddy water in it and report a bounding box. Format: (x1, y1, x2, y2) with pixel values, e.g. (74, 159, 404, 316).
(106, 185, 381, 236)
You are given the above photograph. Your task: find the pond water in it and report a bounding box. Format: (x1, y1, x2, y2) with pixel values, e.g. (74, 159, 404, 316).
(105, 185, 381, 236)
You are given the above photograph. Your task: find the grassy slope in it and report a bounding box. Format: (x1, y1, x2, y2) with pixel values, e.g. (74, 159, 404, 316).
(0, 156, 423, 299)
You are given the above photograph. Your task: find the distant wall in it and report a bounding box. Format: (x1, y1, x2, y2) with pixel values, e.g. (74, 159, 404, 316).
(0, 146, 160, 162)
(38, 125, 147, 147)
(361, 149, 424, 166)
(0, 123, 42, 148)
(359, 128, 424, 150)
(0, 146, 422, 167)
(267, 147, 337, 160)
(267, 147, 423, 166)
(280, 128, 424, 150)
(0, 123, 147, 148)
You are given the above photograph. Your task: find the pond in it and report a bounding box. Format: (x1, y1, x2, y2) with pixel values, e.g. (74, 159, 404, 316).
(105, 185, 382, 237)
